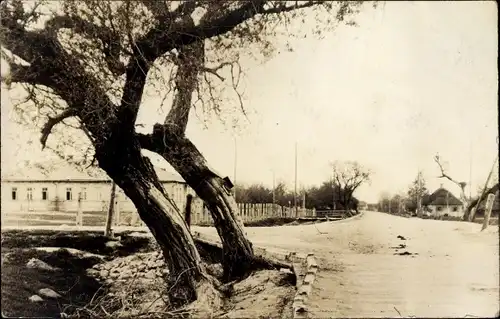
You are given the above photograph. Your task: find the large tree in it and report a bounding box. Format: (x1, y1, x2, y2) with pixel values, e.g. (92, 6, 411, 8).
(1, 0, 368, 310)
(331, 160, 371, 212)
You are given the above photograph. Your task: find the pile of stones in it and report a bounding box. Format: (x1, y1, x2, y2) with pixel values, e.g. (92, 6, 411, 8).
(87, 251, 169, 285)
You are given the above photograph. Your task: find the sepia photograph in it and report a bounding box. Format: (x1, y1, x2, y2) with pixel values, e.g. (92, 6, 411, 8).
(1, 1, 498, 318)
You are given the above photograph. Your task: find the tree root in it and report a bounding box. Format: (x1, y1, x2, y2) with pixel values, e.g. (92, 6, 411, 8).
(185, 275, 224, 317)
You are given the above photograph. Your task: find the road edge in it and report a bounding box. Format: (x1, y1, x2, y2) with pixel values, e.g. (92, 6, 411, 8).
(191, 231, 318, 319)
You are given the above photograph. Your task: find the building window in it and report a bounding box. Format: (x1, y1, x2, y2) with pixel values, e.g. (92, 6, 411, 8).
(452, 207, 458, 212)
(42, 188, 48, 200)
(81, 187, 87, 200)
(437, 206, 442, 211)
(27, 188, 33, 201)
(11, 187, 17, 200)
(66, 188, 72, 201)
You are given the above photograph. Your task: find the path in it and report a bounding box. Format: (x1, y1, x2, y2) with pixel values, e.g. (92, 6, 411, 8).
(193, 211, 499, 318)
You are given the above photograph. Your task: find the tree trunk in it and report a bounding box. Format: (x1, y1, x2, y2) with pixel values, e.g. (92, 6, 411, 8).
(95, 139, 220, 308)
(104, 182, 116, 237)
(138, 131, 256, 280)
(465, 183, 499, 221)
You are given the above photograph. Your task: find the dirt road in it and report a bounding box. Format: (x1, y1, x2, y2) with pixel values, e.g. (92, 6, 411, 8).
(193, 211, 499, 318)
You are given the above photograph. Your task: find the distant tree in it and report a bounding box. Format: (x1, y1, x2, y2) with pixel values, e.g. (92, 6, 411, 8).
(235, 183, 272, 203)
(378, 192, 391, 213)
(331, 161, 371, 212)
(390, 194, 406, 215)
(407, 171, 429, 213)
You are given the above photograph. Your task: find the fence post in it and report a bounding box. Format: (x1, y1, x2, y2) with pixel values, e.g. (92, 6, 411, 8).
(185, 194, 193, 229)
(114, 196, 121, 226)
(77, 193, 83, 227)
(482, 191, 498, 231)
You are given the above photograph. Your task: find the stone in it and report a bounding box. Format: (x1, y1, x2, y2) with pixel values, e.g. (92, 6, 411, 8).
(29, 295, 43, 302)
(120, 270, 132, 279)
(26, 258, 59, 271)
(105, 240, 122, 249)
(38, 288, 61, 299)
(144, 270, 156, 279)
(99, 270, 109, 278)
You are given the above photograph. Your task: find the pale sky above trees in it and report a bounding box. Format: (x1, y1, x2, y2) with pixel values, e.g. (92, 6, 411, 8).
(1, 1, 497, 203)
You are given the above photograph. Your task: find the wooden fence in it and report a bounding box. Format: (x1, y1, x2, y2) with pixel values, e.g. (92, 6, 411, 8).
(1, 196, 316, 228)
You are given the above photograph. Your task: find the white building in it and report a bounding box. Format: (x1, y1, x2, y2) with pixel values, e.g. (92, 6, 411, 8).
(423, 186, 464, 218)
(1, 162, 203, 226)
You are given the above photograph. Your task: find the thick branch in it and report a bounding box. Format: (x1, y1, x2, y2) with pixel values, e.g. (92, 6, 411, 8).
(0, 60, 51, 87)
(164, 39, 204, 135)
(1, 9, 62, 64)
(142, 0, 197, 22)
(261, 1, 323, 15)
(45, 15, 126, 75)
(40, 108, 78, 149)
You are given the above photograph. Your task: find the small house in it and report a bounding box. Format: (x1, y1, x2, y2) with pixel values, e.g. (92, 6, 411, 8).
(423, 186, 463, 218)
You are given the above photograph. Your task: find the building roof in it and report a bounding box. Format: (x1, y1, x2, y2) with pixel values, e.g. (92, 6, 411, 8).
(1, 161, 185, 183)
(424, 187, 462, 206)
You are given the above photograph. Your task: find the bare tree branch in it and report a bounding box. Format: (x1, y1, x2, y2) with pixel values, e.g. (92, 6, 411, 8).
(40, 108, 78, 149)
(434, 154, 466, 190)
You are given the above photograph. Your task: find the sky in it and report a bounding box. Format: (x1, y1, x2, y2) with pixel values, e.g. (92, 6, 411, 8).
(1, 1, 498, 203)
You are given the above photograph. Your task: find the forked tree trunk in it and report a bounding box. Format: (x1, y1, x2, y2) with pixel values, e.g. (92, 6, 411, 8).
(95, 140, 220, 308)
(138, 131, 256, 280)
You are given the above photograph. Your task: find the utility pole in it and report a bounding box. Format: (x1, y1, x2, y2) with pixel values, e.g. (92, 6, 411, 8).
(272, 170, 276, 205)
(233, 137, 237, 202)
(469, 139, 472, 201)
(332, 174, 336, 212)
(416, 169, 422, 216)
(294, 141, 298, 217)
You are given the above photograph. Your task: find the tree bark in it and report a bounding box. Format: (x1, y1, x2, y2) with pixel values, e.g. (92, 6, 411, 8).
(94, 137, 220, 308)
(138, 130, 257, 280)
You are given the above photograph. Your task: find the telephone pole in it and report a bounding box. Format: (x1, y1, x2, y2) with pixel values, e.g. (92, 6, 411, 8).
(469, 139, 472, 200)
(294, 142, 298, 217)
(233, 137, 237, 201)
(272, 170, 276, 205)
